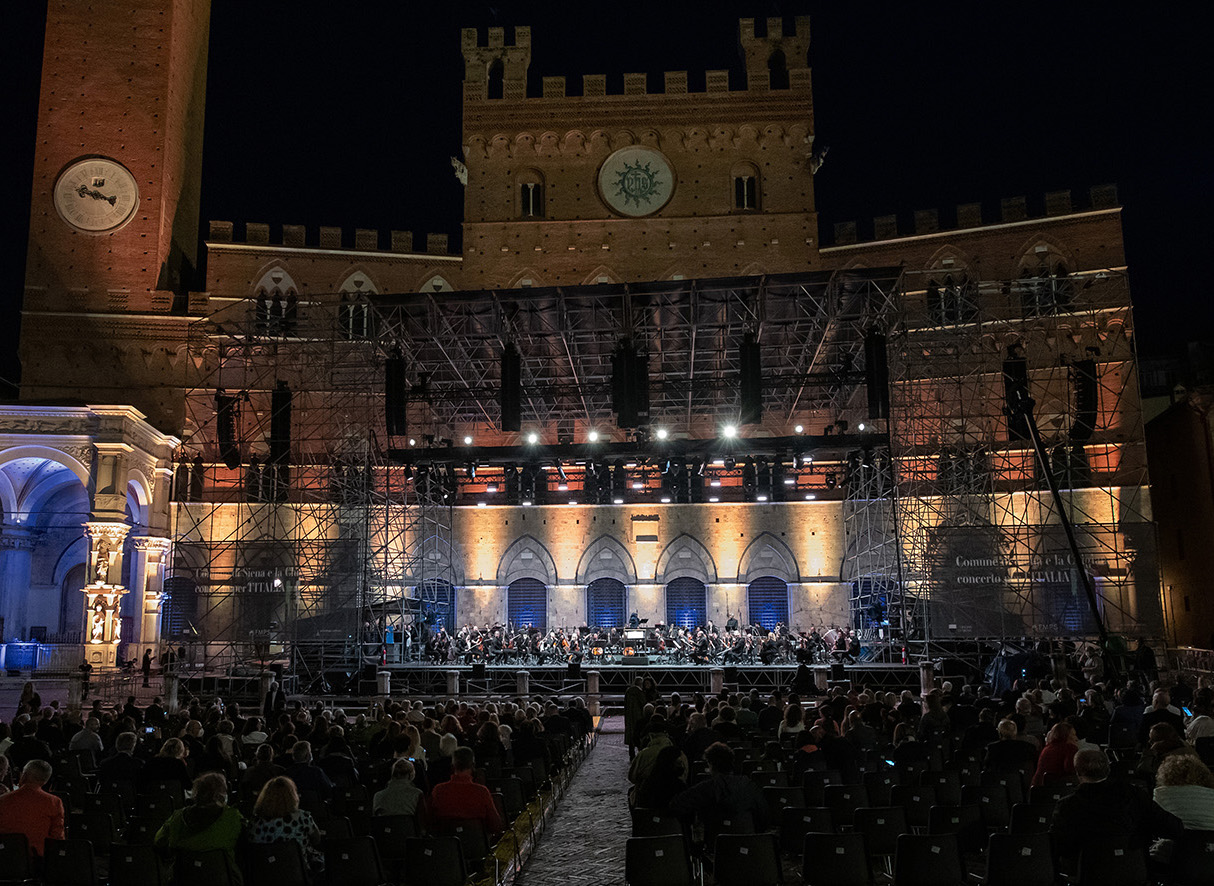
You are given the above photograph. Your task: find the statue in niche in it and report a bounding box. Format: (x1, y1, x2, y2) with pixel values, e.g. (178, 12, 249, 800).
(90, 599, 106, 641)
(91, 537, 112, 583)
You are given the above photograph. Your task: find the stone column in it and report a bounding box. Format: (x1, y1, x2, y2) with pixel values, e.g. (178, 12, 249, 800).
(131, 536, 171, 654)
(586, 670, 601, 717)
(516, 670, 530, 698)
(82, 521, 131, 668)
(0, 526, 38, 641)
(919, 660, 936, 697)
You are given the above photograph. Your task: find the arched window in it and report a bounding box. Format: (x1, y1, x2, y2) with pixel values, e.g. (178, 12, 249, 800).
(517, 169, 545, 219)
(421, 275, 454, 294)
(253, 269, 299, 335)
(487, 58, 505, 100)
(767, 48, 790, 90)
(417, 578, 456, 634)
(1018, 245, 1074, 316)
(666, 577, 706, 629)
(338, 271, 377, 339)
(508, 577, 547, 630)
(926, 273, 978, 326)
(586, 578, 626, 629)
(732, 162, 760, 211)
(747, 576, 789, 631)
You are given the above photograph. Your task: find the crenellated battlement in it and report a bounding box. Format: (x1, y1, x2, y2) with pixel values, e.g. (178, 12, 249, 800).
(206, 221, 459, 257)
(461, 19, 812, 103)
(827, 185, 1121, 247)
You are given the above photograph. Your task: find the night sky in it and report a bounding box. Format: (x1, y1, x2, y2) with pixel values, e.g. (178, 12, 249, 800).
(1, 2, 1211, 391)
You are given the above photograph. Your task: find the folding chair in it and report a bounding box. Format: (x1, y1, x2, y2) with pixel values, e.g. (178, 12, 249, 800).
(1075, 845, 1149, 886)
(1008, 802, 1053, 835)
(436, 818, 491, 871)
(713, 833, 781, 886)
(318, 816, 354, 841)
(863, 770, 900, 807)
(892, 784, 937, 831)
(779, 807, 832, 854)
(961, 783, 1011, 830)
(1028, 782, 1075, 805)
(0, 833, 34, 884)
(242, 841, 309, 886)
(749, 770, 789, 790)
(68, 811, 116, 854)
(824, 784, 869, 828)
(42, 838, 98, 886)
(108, 843, 167, 886)
(1169, 829, 1214, 886)
(982, 833, 1054, 886)
(852, 806, 907, 877)
(625, 835, 693, 886)
(893, 833, 965, 886)
(926, 804, 984, 854)
(801, 832, 870, 886)
(919, 771, 962, 807)
(763, 786, 806, 819)
(324, 836, 386, 886)
(369, 813, 419, 879)
(404, 838, 466, 886)
(171, 850, 237, 886)
(631, 808, 684, 837)
(980, 770, 1025, 805)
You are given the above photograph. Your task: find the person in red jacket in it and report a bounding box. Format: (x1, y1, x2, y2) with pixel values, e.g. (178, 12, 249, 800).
(0, 760, 65, 859)
(1032, 721, 1079, 786)
(429, 746, 503, 837)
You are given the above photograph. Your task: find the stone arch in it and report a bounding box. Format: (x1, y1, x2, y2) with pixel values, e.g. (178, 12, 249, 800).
(582, 265, 621, 286)
(507, 268, 546, 289)
(407, 536, 466, 587)
(731, 160, 761, 211)
(654, 533, 718, 584)
(925, 244, 975, 274)
(252, 265, 298, 334)
(51, 535, 88, 592)
(768, 47, 790, 89)
(419, 273, 455, 293)
(0, 445, 91, 489)
(496, 535, 558, 586)
(738, 261, 769, 278)
(575, 535, 638, 586)
(736, 532, 801, 584)
(1014, 234, 1076, 278)
(336, 269, 379, 295)
(516, 167, 545, 218)
(126, 469, 152, 529)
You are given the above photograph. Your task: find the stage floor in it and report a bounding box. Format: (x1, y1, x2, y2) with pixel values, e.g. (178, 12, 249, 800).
(367, 660, 924, 696)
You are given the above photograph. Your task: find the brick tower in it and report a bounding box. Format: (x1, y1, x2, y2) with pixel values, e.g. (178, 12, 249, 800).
(459, 18, 820, 289)
(20, 0, 211, 432)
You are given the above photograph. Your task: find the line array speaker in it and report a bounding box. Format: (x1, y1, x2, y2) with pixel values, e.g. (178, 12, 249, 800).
(612, 341, 649, 428)
(215, 391, 241, 470)
(384, 354, 407, 436)
(1070, 359, 1098, 441)
(740, 331, 763, 424)
(501, 343, 522, 432)
(865, 330, 890, 420)
(1002, 357, 1030, 440)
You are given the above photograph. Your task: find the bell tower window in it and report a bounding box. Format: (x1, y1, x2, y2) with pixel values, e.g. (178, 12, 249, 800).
(517, 169, 545, 218)
(732, 162, 760, 211)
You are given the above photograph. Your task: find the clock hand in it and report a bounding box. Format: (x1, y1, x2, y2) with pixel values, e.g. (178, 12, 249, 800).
(74, 184, 117, 205)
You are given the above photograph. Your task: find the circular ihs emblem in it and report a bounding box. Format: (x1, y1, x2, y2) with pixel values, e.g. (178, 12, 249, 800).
(598, 147, 675, 217)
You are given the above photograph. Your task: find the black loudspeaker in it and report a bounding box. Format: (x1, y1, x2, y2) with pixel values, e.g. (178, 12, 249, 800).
(740, 331, 763, 424)
(215, 391, 241, 470)
(1002, 357, 1030, 440)
(865, 330, 890, 420)
(567, 661, 582, 680)
(384, 354, 407, 436)
(270, 382, 292, 464)
(830, 663, 846, 681)
(1070, 359, 1098, 442)
(723, 666, 739, 682)
(501, 343, 522, 432)
(471, 663, 487, 679)
(612, 341, 649, 428)
(631, 655, 649, 666)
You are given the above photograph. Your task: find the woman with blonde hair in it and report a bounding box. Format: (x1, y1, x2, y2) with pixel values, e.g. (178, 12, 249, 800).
(155, 772, 243, 875)
(250, 775, 323, 871)
(1153, 754, 1214, 830)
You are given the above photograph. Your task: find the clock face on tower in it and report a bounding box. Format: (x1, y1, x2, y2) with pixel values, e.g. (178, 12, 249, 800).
(597, 147, 675, 217)
(53, 157, 139, 234)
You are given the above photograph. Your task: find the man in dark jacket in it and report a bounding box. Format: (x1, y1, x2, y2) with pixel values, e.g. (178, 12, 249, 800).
(286, 740, 334, 800)
(1050, 748, 1182, 873)
(670, 742, 768, 833)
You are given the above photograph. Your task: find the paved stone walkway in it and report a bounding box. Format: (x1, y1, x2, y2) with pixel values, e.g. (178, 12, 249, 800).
(515, 717, 630, 886)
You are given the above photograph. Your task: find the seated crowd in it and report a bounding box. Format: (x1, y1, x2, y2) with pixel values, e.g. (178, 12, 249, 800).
(625, 670, 1214, 882)
(0, 686, 594, 883)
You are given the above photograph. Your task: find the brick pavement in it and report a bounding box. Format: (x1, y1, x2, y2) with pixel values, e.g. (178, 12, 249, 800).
(515, 716, 630, 886)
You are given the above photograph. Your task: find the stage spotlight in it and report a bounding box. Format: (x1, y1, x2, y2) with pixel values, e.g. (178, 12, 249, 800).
(486, 484, 497, 493)
(557, 482, 569, 491)
(527, 432, 539, 444)
(477, 501, 487, 507)
(660, 496, 671, 503)
(656, 427, 669, 440)
(723, 424, 737, 438)
(757, 494, 768, 502)
(632, 481, 644, 490)
(723, 456, 736, 470)
(858, 422, 866, 431)
(463, 435, 473, 445)
(613, 497, 624, 505)
(587, 430, 600, 442)
(408, 438, 416, 447)
(272, 577, 283, 589)
(805, 493, 817, 500)
(794, 424, 804, 434)
(708, 496, 720, 502)
(522, 500, 533, 507)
